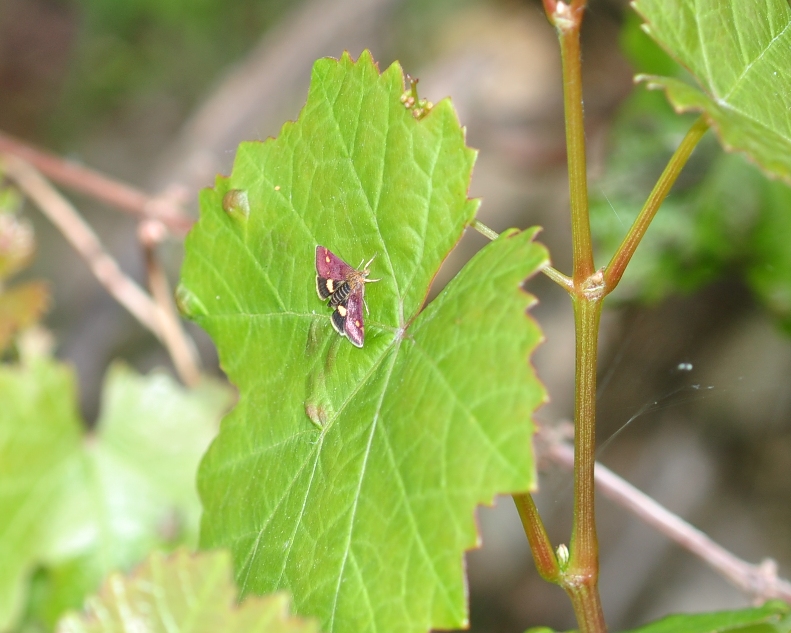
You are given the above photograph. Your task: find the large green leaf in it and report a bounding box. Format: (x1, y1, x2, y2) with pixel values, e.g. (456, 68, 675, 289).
(621, 600, 791, 633)
(179, 51, 548, 633)
(632, 0, 791, 184)
(56, 549, 320, 633)
(0, 359, 232, 630)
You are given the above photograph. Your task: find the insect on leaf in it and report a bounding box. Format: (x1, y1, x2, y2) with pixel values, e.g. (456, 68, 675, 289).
(315, 245, 378, 347)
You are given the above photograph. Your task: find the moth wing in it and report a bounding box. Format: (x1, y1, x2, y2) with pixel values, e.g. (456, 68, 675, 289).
(344, 284, 365, 348)
(316, 275, 333, 299)
(330, 304, 347, 336)
(316, 245, 354, 280)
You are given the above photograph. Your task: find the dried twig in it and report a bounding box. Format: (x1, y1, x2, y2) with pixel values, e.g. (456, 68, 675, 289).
(3, 154, 163, 335)
(538, 426, 791, 603)
(0, 154, 200, 385)
(139, 220, 202, 386)
(0, 131, 194, 235)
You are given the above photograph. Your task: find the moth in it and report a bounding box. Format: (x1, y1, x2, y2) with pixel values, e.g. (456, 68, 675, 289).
(315, 245, 379, 348)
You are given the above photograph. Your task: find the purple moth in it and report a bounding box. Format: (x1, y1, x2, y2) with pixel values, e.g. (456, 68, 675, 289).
(315, 245, 379, 347)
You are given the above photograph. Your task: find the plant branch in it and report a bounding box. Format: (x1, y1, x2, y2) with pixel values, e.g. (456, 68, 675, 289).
(2, 155, 201, 385)
(567, 295, 606, 632)
(471, 219, 499, 241)
(545, 0, 593, 285)
(0, 131, 194, 235)
(603, 115, 709, 292)
(514, 493, 562, 583)
(542, 430, 791, 603)
(139, 220, 202, 386)
(542, 264, 574, 292)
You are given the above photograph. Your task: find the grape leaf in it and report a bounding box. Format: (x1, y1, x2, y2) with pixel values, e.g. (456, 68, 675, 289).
(621, 600, 791, 633)
(0, 359, 81, 629)
(56, 549, 320, 633)
(0, 359, 232, 630)
(179, 51, 548, 633)
(632, 0, 791, 184)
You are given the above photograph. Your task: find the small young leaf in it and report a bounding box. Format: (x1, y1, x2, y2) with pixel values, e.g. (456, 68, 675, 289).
(632, 0, 791, 184)
(620, 600, 790, 633)
(180, 52, 548, 633)
(56, 549, 320, 633)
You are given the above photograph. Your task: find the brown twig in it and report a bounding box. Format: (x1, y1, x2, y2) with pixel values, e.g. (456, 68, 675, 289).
(539, 427, 791, 603)
(0, 131, 194, 235)
(2, 154, 167, 343)
(4, 154, 202, 385)
(139, 220, 202, 386)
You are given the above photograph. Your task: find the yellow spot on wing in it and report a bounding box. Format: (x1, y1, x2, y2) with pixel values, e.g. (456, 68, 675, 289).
(338, 305, 347, 317)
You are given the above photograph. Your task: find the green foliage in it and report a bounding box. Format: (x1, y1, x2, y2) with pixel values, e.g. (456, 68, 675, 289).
(51, 0, 294, 143)
(621, 600, 791, 633)
(592, 11, 791, 332)
(632, 0, 791, 184)
(0, 359, 232, 630)
(56, 549, 320, 633)
(179, 51, 548, 633)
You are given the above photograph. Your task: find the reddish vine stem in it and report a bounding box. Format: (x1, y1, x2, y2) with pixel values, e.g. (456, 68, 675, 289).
(513, 493, 561, 583)
(567, 294, 606, 632)
(0, 130, 194, 235)
(550, 0, 594, 286)
(520, 3, 713, 631)
(528, 2, 607, 632)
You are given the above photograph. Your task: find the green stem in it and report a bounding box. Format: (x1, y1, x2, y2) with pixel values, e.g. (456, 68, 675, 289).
(542, 264, 574, 292)
(513, 493, 561, 583)
(567, 580, 607, 633)
(555, 2, 594, 285)
(471, 219, 500, 241)
(603, 115, 709, 292)
(568, 296, 603, 610)
(535, 3, 606, 631)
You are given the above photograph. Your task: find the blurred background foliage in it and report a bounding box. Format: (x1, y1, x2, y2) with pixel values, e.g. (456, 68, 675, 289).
(1, 0, 790, 632)
(3, 0, 293, 144)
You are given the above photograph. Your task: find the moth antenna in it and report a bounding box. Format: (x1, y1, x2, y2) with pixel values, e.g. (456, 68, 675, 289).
(363, 253, 377, 269)
(365, 277, 381, 283)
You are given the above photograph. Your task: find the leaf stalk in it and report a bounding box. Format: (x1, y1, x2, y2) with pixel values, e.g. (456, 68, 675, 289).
(603, 115, 709, 291)
(513, 493, 561, 583)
